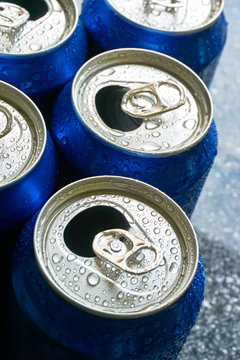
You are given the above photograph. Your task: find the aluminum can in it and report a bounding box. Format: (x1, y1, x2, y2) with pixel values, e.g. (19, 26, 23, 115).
(12, 176, 205, 360)
(0, 80, 58, 234)
(0, 0, 87, 121)
(82, 0, 227, 86)
(50, 48, 217, 217)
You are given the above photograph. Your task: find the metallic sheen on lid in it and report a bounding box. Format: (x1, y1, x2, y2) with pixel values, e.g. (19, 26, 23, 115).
(107, 0, 224, 32)
(72, 48, 212, 156)
(0, 0, 78, 54)
(0, 81, 46, 188)
(34, 176, 199, 318)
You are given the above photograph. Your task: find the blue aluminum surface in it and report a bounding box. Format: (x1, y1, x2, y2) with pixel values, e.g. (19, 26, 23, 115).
(0, 131, 58, 233)
(12, 211, 204, 360)
(0, 18, 87, 121)
(82, 0, 227, 86)
(50, 81, 217, 217)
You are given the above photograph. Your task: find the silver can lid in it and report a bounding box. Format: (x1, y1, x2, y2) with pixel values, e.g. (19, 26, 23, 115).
(0, 0, 78, 54)
(107, 0, 224, 33)
(34, 176, 199, 318)
(0, 81, 46, 189)
(72, 48, 212, 157)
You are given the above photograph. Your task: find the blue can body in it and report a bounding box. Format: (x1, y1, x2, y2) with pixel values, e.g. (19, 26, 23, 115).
(82, 0, 227, 86)
(0, 19, 87, 121)
(12, 212, 204, 360)
(50, 81, 217, 217)
(0, 132, 58, 234)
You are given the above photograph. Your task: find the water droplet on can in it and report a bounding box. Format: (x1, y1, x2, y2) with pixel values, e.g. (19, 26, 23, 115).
(52, 253, 63, 264)
(183, 119, 196, 130)
(87, 273, 100, 286)
(29, 43, 42, 52)
(141, 142, 162, 151)
(169, 262, 179, 274)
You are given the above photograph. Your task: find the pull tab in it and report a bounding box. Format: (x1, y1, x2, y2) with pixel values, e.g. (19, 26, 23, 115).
(0, 105, 13, 139)
(144, 0, 183, 10)
(121, 80, 186, 119)
(0, 3, 29, 30)
(93, 229, 162, 274)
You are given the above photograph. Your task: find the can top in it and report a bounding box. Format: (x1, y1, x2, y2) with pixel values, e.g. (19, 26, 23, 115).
(107, 0, 224, 33)
(72, 48, 212, 157)
(0, 0, 78, 55)
(34, 176, 199, 318)
(0, 81, 46, 189)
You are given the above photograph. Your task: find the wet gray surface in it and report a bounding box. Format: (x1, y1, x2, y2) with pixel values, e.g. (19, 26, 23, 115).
(179, 0, 240, 358)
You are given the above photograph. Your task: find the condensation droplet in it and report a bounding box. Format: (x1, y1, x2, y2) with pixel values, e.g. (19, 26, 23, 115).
(117, 291, 124, 299)
(67, 254, 77, 261)
(79, 267, 86, 275)
(169, 262, 179, 274)
(131, 277, 138, 285)
(141, 142, 162, 152)
(165, 229, 171, 236)
(183, 119, 196, 130)
(0, 174, 6, 182)
(101, 68, 115, 76)
(121, 281, 127, 288)
(52, 253, 63, 264)
(73, 275, 79, 282)
(162, 141, 170, 148)
(145, 121, 159, 130)
(87, 273, 100, 286)
(152, 131, 161, 137)
(137, 204, 145, 211)
(170, 247, 178, 254)
(29, 43, 42, 52)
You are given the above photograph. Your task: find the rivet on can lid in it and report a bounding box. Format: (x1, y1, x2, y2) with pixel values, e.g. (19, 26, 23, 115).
(107, 0, 224, 32)
(72, 48, 212, 156)
(0, 0, 78, 54)
(34, 176, 199, 318)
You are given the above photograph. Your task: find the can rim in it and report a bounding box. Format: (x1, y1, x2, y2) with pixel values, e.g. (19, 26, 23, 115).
(72, 48, 213, 157)
(0, 80, 46, 191)
(106, 0, 225, 35)
(0, 0, 79, 56)
(34, 175, 199, 319)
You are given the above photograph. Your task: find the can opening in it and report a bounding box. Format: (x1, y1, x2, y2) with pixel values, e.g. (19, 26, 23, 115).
(7, 0, 48, 20)
(64, 206, 130, 258)
(95, 86, 143, 132)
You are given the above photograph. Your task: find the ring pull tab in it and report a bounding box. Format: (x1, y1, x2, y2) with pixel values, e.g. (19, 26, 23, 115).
(121, 80, 186, 119)
(0, 3, 29, 30)
(0, 105, 13, 139)
(144, 0, 183, 11)
(93, 229, 162, 275)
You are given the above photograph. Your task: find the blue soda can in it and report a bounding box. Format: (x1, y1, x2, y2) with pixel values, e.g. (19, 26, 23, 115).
(82, 0, 227, 86)
(12, 176, 205, 360)
(0, 80, 58, 234)
(0, 0, 87, 120)
(50, 48, 217, 217)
